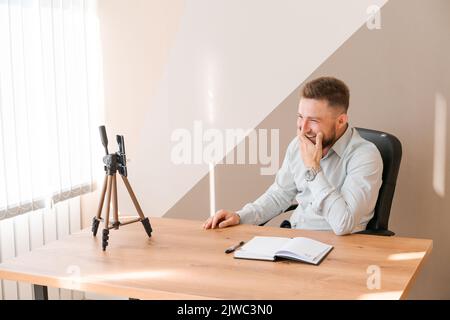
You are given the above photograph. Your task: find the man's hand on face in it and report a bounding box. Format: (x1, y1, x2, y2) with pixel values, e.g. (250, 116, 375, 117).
(298, 126, 323, 170)
(203, 209, 240, 229)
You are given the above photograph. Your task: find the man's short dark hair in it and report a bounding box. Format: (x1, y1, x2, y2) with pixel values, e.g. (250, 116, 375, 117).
(301, 77, 350, 113)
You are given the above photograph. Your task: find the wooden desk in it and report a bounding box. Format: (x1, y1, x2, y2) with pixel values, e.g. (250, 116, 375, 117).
(0, 217, 432, 300)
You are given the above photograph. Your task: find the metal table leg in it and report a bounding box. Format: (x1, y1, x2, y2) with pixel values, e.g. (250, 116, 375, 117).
(33, 284, 49, 300)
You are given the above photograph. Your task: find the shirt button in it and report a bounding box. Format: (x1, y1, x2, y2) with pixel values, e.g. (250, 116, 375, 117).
(301, 218, 305, 223)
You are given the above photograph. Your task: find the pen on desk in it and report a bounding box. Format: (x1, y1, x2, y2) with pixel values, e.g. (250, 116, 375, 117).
(225, 241, 245, 254)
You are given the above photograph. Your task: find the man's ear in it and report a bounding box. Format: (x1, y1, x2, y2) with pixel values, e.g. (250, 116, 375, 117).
(337, 113, 348, 129)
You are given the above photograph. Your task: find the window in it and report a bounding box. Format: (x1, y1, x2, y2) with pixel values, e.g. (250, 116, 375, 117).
(0, 0, 103, 219)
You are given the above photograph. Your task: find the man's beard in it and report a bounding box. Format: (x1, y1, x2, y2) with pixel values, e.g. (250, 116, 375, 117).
(322, 130, 337, 148)
(306, 129, 336, 148)
(306, 130, 336, 148)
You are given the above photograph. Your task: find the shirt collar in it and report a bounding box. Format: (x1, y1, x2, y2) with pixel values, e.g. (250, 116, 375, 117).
(329, 124, 353, 158)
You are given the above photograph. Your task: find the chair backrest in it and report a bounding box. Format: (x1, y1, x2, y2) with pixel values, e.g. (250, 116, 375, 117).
(355, 127, 402, 233)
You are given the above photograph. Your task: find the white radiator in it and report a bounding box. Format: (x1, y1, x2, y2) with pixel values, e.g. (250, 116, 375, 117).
(0, 197, 85, 300)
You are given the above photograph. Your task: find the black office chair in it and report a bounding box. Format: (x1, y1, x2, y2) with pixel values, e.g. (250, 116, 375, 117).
(265, 128, 402, 236)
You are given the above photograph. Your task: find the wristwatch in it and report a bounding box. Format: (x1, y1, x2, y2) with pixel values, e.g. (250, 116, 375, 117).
(305, 166, 322, 182)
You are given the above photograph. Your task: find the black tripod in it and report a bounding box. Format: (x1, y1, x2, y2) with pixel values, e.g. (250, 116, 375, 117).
(91, 126, 152, 251)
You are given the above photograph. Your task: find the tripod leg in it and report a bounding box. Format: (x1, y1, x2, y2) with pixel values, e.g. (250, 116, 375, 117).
(92, 217, 101, 237)
(121, 176, 145, 219)
(92, 174, 108, 236)
(102, 175, 113, 251)
(121, 175, 152, 238)
(141, 217, 153, 238)
(112, 174, 120, 230)
(102, 229, 109, 252)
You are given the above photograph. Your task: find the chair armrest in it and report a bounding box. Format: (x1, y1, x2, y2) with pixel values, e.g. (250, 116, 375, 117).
(354, 229, 395, 236)
(284, 204, 298, 212)
(258, 204, 298, 226)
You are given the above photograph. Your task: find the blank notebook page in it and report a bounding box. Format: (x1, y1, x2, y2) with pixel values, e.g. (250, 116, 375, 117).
(277, 237, 331, 260)
(236, 236, 290, 259)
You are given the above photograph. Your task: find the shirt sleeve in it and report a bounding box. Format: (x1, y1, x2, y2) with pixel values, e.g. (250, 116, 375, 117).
(307, 145, 383, 235)
(236, 138, 298, 225)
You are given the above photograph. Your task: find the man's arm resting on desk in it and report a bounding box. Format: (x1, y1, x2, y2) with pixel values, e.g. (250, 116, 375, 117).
(203, 209, 240, 229)
(203, 138, 298, 229)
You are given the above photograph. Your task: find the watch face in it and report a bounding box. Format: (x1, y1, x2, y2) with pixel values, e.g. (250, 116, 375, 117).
(305, 169, 314, 181)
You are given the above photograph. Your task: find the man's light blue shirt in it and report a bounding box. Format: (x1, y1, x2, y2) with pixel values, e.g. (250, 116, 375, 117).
(237, 125, 383, 235)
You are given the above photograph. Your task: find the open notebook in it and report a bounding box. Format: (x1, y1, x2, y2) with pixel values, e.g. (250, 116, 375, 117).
(234, 236, 333, 265)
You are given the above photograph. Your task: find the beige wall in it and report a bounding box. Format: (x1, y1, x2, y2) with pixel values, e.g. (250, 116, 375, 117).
(83, 0, 450, 299)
